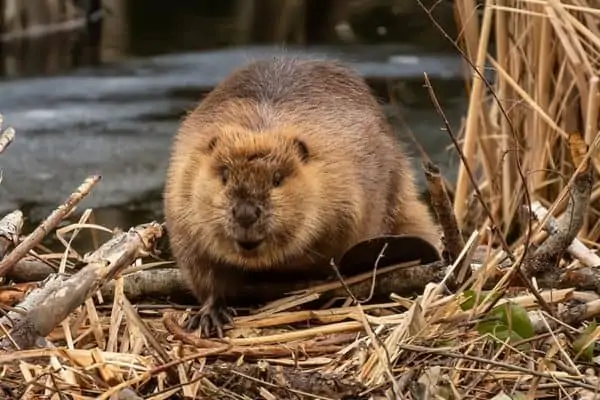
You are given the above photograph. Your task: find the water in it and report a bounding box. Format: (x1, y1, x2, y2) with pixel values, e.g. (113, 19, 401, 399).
(0, 0, 466, 251)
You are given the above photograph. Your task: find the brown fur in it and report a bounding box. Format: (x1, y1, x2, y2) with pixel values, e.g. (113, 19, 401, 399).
(163, 57, 441, 336)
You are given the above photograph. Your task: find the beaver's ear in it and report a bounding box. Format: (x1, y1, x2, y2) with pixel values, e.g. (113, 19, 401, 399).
(292, 138, 309, 163)
(206, 136, 218, 154)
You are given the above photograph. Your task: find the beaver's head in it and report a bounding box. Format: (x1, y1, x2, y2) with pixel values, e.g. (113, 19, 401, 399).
(191, 124, 325, 269)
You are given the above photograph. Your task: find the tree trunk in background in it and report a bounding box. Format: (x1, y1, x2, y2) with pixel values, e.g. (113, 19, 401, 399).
(0, 0, 4, 33)
(305, 0, 350, 43)
(22, 0, 51, 30)
(0, 0, 94, 34)
(233, 0, 255, 45)
(2, 0, 22, 33)
(0, 0, 106, 77)
(100, 0, 128, 62)
(252, 0, 306, 44)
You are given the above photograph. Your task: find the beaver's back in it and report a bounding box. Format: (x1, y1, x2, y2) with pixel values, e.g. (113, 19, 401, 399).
(198, 57, 391, 140)
(206, 58, 378, 109)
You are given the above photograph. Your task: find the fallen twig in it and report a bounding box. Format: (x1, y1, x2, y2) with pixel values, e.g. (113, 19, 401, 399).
(164, 311, 356, 360)
(0, 128, 15, 155)
(204, 361, 367, 399)
(423, 161, 467, 282)
(0, 210, 24, 261)
(100, 267, 188, 301)
(0, 222, 163, 350)
(525, 133, 593, 276)
(8, 259, 449, 311)
(0, 176, 101, 278)
(530, 201, 600, 267)
(0, 115, 15, 155)
(5, 258, 57, 283)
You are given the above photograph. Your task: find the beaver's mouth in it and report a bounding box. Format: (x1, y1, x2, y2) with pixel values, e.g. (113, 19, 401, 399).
(236, 240, 263, 252)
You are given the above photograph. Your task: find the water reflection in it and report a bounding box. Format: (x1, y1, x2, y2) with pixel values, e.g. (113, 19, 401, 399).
(1, 0, 458, 78)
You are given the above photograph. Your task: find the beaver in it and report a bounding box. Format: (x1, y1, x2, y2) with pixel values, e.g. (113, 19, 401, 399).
(163, 57, 441, 337)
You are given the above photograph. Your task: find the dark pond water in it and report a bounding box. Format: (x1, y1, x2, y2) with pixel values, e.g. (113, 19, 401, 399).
(0, 0, 467, 252)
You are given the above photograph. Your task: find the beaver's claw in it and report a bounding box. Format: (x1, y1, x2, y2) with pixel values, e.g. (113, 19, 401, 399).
(186, 302, 235, 338)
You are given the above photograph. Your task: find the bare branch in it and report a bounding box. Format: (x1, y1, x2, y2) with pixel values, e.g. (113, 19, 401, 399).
(0, 176, 100, 278)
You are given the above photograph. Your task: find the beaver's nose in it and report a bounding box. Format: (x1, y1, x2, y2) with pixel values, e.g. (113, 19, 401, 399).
(233, 203, 261, 228)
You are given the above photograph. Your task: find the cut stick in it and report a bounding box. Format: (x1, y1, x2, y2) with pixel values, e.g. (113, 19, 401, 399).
(530, 200, 600, 267)
(0, 222, 163, 350)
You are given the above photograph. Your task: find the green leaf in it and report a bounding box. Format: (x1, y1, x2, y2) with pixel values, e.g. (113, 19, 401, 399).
(476, 319, 505, 336)
(490, 302, 535, 339)
(460, 289, 492, 311)
(475, 301, 534, 351)
(573, 321, 597, 361)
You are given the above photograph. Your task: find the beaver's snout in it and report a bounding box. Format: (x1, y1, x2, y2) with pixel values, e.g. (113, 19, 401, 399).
(232, 202, 262, 228)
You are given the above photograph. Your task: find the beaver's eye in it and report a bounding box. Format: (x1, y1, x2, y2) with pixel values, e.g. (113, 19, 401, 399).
(220, 168, 229, 185)
(272, 171, 283, 187)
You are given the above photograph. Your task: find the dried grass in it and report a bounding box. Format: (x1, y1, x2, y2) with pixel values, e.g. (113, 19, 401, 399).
(1, 1, 600, 398)
(453, 0, 600, 244)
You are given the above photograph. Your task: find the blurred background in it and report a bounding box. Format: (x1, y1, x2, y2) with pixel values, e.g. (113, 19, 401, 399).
(0, 0, 467, 238)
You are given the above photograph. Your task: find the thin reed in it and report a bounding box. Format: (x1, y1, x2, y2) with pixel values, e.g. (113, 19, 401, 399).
(453, 0, 600, 247)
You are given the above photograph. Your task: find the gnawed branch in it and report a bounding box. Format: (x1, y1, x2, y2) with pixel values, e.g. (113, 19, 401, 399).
(525, 133, 593, 277)
(0, 222, 163, 350)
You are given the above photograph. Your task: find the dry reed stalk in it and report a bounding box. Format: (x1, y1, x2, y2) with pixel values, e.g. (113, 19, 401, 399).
(495, 0, 514, 232)
(453, 0, 495, 227)
(452, 0, 600, 250)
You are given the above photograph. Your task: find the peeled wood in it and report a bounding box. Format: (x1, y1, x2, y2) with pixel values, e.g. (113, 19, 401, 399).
(0, 114, 15, 154)
(525, 134, 593, 277)
(0, 222, 163, 350)
(0, 209, 23, 261)
(530, 201, 600, 267)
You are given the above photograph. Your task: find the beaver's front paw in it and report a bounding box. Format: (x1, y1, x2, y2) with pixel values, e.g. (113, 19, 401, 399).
(186, 300, 235, 338)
